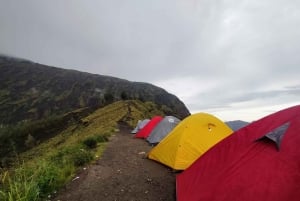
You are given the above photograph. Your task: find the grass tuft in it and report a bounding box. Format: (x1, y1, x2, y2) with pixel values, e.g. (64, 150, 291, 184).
(0, 165, 39, 201)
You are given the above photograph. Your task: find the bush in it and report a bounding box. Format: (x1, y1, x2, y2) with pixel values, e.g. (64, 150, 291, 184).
(83, 137, 97, 149)
(50, 146, 94, 167)
(71, 148, 94, 167)
(121, 91, 128, 100)
(104, 92, 114, 104)
(95, 135, 109, 143)
(25, 134, 36, 148)
(83, 133, 111, 145)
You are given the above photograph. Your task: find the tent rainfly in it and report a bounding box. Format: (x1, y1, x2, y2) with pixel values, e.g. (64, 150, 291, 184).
(146, 116, 180, 145)
(148, 113, 233, 170)
(135, 116, 163, 138)
(131, 119, 150, 134)
(177, 105, 300, 201)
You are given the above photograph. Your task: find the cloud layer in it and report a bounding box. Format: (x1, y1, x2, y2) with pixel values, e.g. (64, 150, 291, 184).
(1, 0, 300, 121)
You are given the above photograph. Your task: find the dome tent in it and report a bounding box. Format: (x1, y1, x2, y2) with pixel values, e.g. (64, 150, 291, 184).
(131, 119, 150, 134)
(135, 116, 163, 138)
(177, 105, 300, 201)
(148, 113, 232, 170)
(146, 116, 181, 145)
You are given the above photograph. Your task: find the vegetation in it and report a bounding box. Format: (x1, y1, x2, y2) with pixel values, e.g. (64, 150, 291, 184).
(0, 108, 90, 162)
(0, 55, 188, 200)
(0, 100, 165, 201)
(0, 55, 190, 125)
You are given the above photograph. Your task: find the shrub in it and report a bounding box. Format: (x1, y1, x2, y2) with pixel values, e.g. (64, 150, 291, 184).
(95, 135, 109, 143)
(104, 92, 114, 104)
(83, 137, 97, 149)
(71, 148, 94, 167)
(50, 145, 93, 167)
(25, 134, 36, 148)
(121, 91, 128, 100)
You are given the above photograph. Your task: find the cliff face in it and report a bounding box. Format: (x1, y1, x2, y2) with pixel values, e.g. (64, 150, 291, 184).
(0, 56, 190, 124)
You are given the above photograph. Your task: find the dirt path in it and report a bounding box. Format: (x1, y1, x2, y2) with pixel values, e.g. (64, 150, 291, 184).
(53, 123, 176, 201)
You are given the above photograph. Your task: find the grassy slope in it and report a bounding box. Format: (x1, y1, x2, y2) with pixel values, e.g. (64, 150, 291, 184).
(0, 100, 165, 200)
(22, 100, 164, 160)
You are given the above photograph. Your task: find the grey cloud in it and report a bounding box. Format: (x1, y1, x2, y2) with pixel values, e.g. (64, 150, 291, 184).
(229, 87, 300, 103)
(187, 83, 300, 112)
(1, 0, 300, 120)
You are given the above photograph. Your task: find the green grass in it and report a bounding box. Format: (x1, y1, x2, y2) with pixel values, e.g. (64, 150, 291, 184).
(0, 100, 165, 201)
(0, 165, 40, 201)
(0, 159, 76, 201)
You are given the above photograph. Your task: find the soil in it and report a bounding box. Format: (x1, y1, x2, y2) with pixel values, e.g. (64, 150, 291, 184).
(52, 123, 177, 201)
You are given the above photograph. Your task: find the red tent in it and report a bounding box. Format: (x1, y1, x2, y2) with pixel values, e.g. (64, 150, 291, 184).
(135, 116, 163, 138)
(177, 105, 300, 201)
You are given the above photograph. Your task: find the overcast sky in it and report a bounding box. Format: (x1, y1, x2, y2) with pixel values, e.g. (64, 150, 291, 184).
(1, 0, 300, 121)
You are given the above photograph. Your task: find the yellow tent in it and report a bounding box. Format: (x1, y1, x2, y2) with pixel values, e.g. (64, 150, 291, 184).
(148, 113, 233, 170)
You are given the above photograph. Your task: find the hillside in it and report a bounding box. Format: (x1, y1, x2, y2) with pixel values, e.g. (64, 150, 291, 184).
(0, 55, 190, 124)
(0, 100, 173, 200)
(20, 100, 166, 160)
(0, 99, 167, 163)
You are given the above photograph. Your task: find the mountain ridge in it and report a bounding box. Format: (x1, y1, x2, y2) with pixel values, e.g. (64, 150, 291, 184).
(0, 55, 190, 124)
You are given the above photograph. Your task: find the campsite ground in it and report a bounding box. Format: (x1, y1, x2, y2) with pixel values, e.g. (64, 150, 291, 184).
(53, 123, 176, 201)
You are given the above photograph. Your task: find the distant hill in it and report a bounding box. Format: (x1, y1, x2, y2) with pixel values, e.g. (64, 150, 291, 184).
(0, 55, 190, 124)
(225, 120, 249, 131)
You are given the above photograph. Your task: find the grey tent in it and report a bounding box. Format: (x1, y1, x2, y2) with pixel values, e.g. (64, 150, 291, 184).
(131, 119, 150, 134)
(146, 116, 180, 145)
(225, 120, 249, 131)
